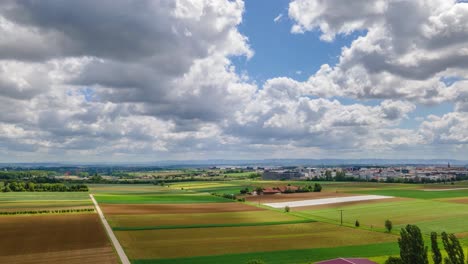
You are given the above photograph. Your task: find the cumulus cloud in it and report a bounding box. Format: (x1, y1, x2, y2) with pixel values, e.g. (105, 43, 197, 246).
(0, 0, 466, 161)
(288, 0, 468, 106)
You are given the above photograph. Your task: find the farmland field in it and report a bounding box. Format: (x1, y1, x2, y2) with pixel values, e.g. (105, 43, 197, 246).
(101, 202, 263, 214)
(88, 183, 400, 263)
(0, 191, 118, 264)
(18, 181, 466, 264)
(295, 198, 468, 234)
(94, 193, 233, 204)
(116, 222, 396, 259)
(107, 210, 302, 228)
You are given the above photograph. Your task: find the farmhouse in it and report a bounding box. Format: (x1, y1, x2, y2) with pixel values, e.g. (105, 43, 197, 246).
(262, 187, 281, 195)
(257, 186, 301, 195)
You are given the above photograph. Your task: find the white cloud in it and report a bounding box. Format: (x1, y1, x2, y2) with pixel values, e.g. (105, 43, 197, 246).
(0, 0, 466, 161)
(287, 0, 468, 107)
(274, 13, 283, 23)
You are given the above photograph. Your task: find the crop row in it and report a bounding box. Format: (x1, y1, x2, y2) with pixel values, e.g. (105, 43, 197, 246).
(0, 208, 95, 215)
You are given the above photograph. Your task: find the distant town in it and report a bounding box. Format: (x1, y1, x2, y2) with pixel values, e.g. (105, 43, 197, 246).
(2, 162, 468, 185)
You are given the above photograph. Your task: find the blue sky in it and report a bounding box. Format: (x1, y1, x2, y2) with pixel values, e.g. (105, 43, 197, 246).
(234, 0, 356, 83)
(0, 0, 467, 162)
(234, 0, 455, 130)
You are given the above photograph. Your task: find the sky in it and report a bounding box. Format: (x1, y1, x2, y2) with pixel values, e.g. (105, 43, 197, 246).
(0, 0, 468, 162)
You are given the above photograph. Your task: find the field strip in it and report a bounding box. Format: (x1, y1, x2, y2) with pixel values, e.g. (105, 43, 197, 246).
(90, 194, 130, 264)
(112, 219, 316, 231)
(264, 195, 393, 208)
(422, 188, 468, 192)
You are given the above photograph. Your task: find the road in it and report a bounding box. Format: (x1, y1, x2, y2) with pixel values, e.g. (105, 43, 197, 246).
(90, 194, 131, 264)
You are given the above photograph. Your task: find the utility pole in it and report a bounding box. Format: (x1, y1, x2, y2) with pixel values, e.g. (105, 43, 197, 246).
(339, 209, 344, 225)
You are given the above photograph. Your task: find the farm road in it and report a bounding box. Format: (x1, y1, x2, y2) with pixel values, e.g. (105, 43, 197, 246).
(90, 194, 130, 264)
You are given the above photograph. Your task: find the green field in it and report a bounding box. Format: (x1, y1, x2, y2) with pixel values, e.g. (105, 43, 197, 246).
(107, 210, 302, 228)
(295, 199, 468, 234)
(116, 222, 396, 259)
(89, 184, 183, 194)
(86, 181, 468, 264)
(354, 188, 468, 199)
(0, 192, 90, 202)
(94, 194, 233, 204)
(132, 242, 399, 264)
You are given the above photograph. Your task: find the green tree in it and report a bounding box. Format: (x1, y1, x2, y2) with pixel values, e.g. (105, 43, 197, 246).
(398, 225, 428, 264)
(325, 170, 332, 180)
(255, 187, 263, 194)
(313, 183, 322, 192)
(441, 232, 464, 264)
(284, 206, 290, 213)
(385, 219, 393, 232)
(384, 257, 403, 264)
(430, 232, 442, 264)
(355, 220, 360, 227)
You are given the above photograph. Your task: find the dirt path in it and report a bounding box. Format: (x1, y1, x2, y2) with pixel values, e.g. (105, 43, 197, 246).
(90, 194, 130, 264)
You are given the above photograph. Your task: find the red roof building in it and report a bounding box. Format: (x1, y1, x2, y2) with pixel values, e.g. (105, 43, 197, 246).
(262, 187, 281, 194)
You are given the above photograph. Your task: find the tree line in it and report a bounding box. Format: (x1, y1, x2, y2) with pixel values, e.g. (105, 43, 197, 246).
(1, 181, 89, 192)
(386, 224, 467, 264)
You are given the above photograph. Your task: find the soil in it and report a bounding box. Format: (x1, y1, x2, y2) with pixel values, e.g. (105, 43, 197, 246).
(101, 202, 264, 215)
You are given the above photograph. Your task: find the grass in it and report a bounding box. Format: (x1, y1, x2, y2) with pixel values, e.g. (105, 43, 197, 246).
(0, 200, 92, 209)
(88, 184, 186, 194)
(94, 194, 233, 204)
(0, 192, 90, 201)
(295, 199, 468, 235)
(87, 180, 468, 263)
(115, 222, 396, 259)
(354, 188, 468, 199)
(131, 242, 399, 264)
(113, 219, 316, 231)
(107, 210, 300, 227)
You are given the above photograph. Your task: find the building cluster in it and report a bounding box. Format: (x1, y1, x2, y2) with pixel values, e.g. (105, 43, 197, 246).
(259, 164, 468, 182)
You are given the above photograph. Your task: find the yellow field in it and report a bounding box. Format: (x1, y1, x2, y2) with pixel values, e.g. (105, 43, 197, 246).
(116, 222, 396, 259)
(169, 182, 238, 190)
(107, 210, 300, 227)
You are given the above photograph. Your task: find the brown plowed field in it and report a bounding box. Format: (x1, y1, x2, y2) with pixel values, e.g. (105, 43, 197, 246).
(244, 192, 355, 203)
(101, 202, 264, 215)
(0, 247, 116, 264)
(0, 214, 118, 263)
(437, 197, 468, 204)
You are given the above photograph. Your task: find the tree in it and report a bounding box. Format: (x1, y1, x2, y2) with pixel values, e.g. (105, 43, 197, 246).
(398, 225, 428, 264)
(384, 257, 403, 264)
(441, 232, 464, 264)
(313, 183, 322, 192)
(355, 220, 360, 227)
(325, 170, 332, 180)
(255, 187, 263, 194)
(240, 187, 250, 194)
(430, 232, 442, 264)
(284, 206, 290, 213)
(385, 219, 393, 233)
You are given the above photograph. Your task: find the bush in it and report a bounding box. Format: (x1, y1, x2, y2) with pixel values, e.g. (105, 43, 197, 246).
(355, 220, 360, 227)
(246, 260, 265, 264)
(313, 183, 322, 192)
(284, 205, 290, 213)
(385, 257, 403, 264)
(385, 219, 393, 232)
